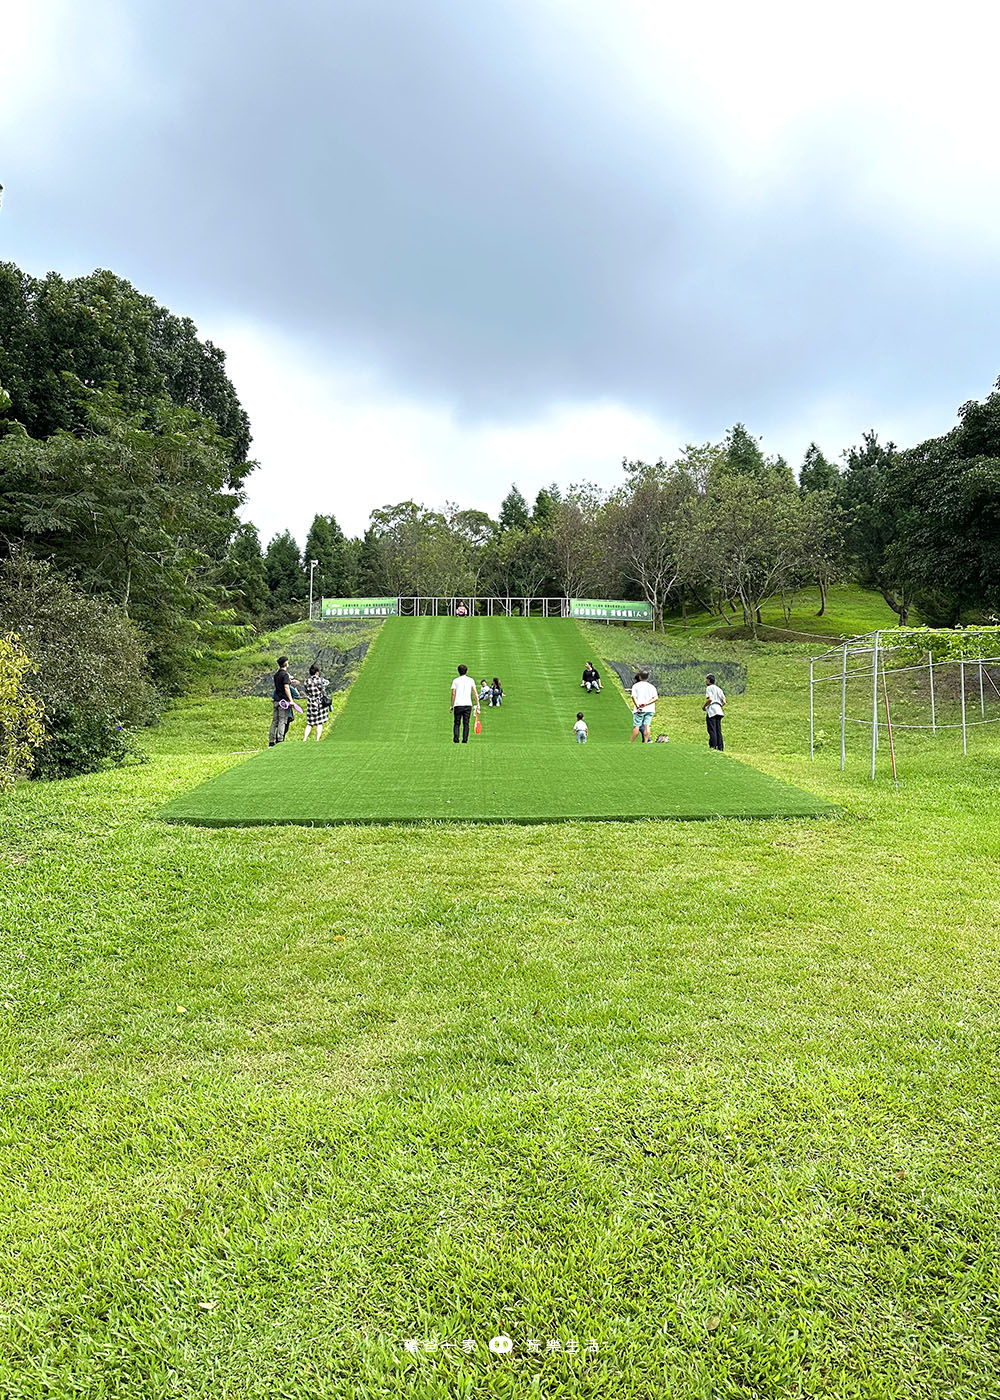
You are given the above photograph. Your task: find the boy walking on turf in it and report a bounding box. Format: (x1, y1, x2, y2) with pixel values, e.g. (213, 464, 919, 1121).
(703, 673, 726, 750)
(629, 671, 658, 743)
(574, 712, 588, 743)
(450, 664, 480, 744)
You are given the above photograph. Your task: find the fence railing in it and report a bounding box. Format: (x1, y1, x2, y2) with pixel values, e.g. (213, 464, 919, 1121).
(317, 595, 654, 622)
(396, 596, 570, 618)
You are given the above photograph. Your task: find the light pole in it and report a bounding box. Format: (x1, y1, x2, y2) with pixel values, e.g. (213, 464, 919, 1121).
(308, 559, 319, 621)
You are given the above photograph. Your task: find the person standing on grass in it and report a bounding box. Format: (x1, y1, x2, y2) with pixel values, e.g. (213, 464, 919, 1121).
(703, 673, 726, 751)
(303, 664, 331, 742)
(629, 670, 658, 743)
(269, 655, 293, 746)
(450, 664, 480, 744)
(574, 712, 588, 743)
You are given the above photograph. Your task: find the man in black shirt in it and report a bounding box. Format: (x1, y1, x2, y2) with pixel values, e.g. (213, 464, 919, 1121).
(269, 655, 293, 746)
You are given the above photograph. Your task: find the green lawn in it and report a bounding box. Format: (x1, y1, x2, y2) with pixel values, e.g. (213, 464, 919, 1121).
(161, 618, 830, 824)
(2, 591, 1000, 1398)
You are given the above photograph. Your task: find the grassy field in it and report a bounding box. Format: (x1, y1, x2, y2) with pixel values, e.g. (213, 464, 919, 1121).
(2, 588, 1000, 1398)
(161, 618, 830, 824)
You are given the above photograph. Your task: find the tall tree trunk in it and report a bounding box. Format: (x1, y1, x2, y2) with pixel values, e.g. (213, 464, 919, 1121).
(881, 589, 909, 627)
(817, 578, 827, 616)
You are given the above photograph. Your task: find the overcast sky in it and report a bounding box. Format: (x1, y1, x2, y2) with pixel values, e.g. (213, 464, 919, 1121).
(4, 0, 1000, 542)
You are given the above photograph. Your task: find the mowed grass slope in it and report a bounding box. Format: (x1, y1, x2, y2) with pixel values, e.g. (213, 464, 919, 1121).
(161, 617, 831, 824)
(2, 590, 1000, 1398)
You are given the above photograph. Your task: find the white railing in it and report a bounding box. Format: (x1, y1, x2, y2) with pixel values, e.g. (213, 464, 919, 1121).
(396, 596, 571, 618)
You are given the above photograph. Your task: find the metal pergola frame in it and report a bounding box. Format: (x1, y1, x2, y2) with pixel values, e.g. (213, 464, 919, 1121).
(809, 628, 1000, 780)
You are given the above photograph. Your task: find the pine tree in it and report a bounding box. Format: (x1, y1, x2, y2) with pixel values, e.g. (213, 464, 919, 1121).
(264, 531, 305, 614)
(304, 513, 351, 601)
(798, 443, 839, 493)
(225, 523, 269, 618)
(355, 527, 383, 595)
(499, 485, 529, 532)
(531, 488, 557, 528)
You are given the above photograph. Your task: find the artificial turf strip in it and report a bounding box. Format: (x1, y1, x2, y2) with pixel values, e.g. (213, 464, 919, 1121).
(160, 617, 832, 825)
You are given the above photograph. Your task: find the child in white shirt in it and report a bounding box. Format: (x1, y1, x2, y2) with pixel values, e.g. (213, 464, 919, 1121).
(573, 712, 588, 743)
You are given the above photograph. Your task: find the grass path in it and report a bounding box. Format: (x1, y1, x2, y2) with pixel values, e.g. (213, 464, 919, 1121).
(2, 592, 999, 1397)
(161, 618, 830, 824)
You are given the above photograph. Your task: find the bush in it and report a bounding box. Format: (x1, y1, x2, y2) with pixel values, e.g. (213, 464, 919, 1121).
(0, 551, 159, 778)
(0, 631, 46, 786)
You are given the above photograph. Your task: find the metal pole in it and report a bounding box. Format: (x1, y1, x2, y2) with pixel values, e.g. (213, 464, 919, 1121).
(979, 659, 985, 717)
(871, 633, 880, 779)
(961, 660, 967, 755)
(308, 559, 318, 621)
(928, 651, 936, 734)
(882, 659, 898, 789)
(809, 659, 815, 759)
(840, 642, 847, 771)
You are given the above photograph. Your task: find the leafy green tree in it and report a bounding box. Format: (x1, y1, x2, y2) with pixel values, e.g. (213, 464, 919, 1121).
(678, 470, 812, 636)
(0, 550, 156, 778)
(365, 502, 472, 596)
(0, 390, 247, 688)
(884, 420, 1000, 626)
(548, 490, 600, 599)
(482, 527, 552, 597)
(798, 489, 845, 617)
(449, 508, 496, 593)
(603, 461, 696, 627)
(498, 485, 530, 533)
(0, 628, 45, 785)
(0, 263, 251, 466)
(839, 431, 914, 625)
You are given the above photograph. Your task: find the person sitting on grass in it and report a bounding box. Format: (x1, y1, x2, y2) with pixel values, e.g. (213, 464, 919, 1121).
(574, 712, 588, 743)
(490, 677, 504, 707)
(629, 671, 658, 743)
(479, 678, 492, 702)
(581, 661, 602, 693)
(303, 664, 331, 742)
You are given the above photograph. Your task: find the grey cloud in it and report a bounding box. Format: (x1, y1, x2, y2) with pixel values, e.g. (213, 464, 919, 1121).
(4, 0, 999, 446)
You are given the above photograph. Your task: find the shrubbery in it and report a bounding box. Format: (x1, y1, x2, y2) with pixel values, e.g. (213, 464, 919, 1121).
(0, 630, 45, 786)
(0, 551, 158, 779)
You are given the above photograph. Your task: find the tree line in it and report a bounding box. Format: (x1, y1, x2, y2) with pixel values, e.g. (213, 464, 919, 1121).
(1, 256, 998, 778)
(254, 409, 1000, 635)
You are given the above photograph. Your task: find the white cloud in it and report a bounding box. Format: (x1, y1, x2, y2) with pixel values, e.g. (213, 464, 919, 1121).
(207, 319, 968, 545)
(549, 0, 1000, 241)
(211, 321, 685, 542)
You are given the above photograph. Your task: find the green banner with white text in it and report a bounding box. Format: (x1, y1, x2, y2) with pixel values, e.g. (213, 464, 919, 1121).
(570, 598, 652, 622)
(321, 597, 398, 618)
